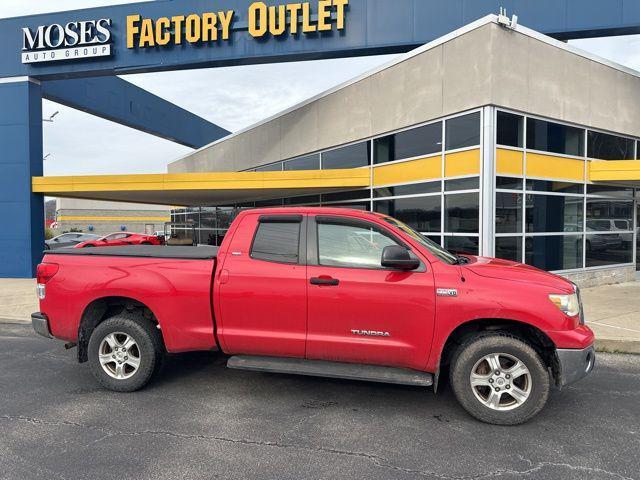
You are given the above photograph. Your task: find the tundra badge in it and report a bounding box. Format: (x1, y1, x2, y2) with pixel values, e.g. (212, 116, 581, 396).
(351, 329, 391, 337)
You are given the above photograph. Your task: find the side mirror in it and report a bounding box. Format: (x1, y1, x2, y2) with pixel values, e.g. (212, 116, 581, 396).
(381, 245, 420, 271)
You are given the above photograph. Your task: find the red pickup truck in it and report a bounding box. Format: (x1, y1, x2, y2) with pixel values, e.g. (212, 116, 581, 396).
(32, 207, 595, 425)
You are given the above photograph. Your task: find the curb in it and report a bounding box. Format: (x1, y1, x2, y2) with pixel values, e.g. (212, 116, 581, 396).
(0, 317, 31, 325)
(595, 339, 640, 355)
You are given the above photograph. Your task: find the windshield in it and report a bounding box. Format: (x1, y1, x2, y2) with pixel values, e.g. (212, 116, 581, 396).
(380, 215, 458, 264)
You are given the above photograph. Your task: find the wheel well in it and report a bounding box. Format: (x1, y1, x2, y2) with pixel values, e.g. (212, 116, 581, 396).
(77, 296, 160, 363)
(436, 319, 559, 391)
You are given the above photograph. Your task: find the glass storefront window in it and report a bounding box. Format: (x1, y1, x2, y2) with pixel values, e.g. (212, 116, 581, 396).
(445, 177, 479, 191)
(444, 236, 479, 255)
(526, 179, 583, 194)
(495, 236, 522, 262)
(586, 199, 633, 229)
(496, 176, 523, 190)
(284, 154, 320, 170)
(526, 118, 585, 156)
(445, 112, 481, 150)
(374, 181, 440, 198)
(525, 235, 583, 270)
(587, 131, 635, 160)
(426, 235, 442, 246)
(586, 234, 633, 267)
(326, 202, 370, 210)
(374, 122, 442, 164)
(322, 142, 370, 169)
(497, 111, 524, 148)
(255, 162, 283, 172)
(322, 190, 370, 203)
(200, 208, 217, 229)
(373, 196, 441, 233)
(496, 192, 522, 234)
(254, 198, 284, 207)
(586, 184, 634, 198)
(445, 193, 479, 233)
(525, 194, 583, 233)
(284, 195, 321, 206)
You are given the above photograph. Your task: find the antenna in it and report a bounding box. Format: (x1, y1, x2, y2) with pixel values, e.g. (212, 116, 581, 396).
(497, 7, 517, 29)
(43, 111, 59, 122)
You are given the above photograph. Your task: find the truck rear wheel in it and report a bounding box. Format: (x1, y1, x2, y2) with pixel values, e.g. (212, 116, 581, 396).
(449, 333, 550, 425)
(87, 313, 164, 392)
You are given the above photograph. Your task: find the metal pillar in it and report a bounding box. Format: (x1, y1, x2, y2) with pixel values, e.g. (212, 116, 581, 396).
(0, 77, 43, 278)
(480, 106, 496, 257)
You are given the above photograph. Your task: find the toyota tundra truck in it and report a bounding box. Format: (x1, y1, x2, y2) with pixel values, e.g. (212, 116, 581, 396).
(32, 207, 595, 425)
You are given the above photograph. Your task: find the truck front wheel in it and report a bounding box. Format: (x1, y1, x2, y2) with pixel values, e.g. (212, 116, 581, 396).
(449, 333, 550, 425)
(87, 313, 164, 392)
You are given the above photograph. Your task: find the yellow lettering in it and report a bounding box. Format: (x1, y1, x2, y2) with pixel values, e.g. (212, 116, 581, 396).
(333, 0, 348, 30)
(318, 0, 332, 31)
(139, 18, 155, 47)
(286, 3, 302, 34)
(126, 14, 140, 48)
(201, 13, 217, 42)
(302, 2, 316, 33)
(218, 10, 234, 40)
(268, 5, 287, 35)
(155, 17, 171, 45)
(171, 15, 185, 44)
(249, 2, 267, 37)
(185, 13, 201, 43)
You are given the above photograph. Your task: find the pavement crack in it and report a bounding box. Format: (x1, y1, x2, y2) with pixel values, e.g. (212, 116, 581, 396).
(1, 415, 635, 480)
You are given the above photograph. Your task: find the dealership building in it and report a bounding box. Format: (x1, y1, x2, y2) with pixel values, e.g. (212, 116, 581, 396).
(54, 198, 170, 236)
(3, 1, 640, 283)
(156, 18, 639, 286)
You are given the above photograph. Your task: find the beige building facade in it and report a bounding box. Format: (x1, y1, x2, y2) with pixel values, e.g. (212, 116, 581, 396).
(55, 198, 170, 236)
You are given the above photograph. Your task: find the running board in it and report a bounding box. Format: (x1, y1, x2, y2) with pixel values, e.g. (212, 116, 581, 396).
(227, 355, 433, 387)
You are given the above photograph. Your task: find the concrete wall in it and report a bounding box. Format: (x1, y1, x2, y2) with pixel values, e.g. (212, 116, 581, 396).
(54, 198, 170, 236)
(561, 266, 637, 289)
(489, 25, 640, 138)
(168, 22, 495, 173)
(168, 20, 640, 174)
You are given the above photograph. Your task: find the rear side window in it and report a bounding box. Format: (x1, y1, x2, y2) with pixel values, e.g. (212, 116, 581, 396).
(251, 222, 300, 264)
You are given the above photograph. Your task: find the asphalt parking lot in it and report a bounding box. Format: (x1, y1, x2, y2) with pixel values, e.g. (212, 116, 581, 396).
(1, 323, 639, 480)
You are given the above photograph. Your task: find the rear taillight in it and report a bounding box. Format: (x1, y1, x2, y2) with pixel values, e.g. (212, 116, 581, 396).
(36, 263, 59, 284)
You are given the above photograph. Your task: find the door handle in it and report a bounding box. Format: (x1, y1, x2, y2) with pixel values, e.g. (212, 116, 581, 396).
(310, 276, 340, 286)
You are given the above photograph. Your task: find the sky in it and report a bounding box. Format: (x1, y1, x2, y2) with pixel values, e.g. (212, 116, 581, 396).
(2, 1, 640, 177)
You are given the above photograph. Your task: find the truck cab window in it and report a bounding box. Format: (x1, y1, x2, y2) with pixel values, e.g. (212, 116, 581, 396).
(317, 222, 399, 269)
(251, 222, 300, 264)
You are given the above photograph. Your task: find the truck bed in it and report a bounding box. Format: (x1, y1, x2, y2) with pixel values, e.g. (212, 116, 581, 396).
(47, 245, 219, 260)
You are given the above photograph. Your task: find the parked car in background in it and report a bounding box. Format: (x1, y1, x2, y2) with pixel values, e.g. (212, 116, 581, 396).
(74, 232, 161, 248)
(45, 233, 100, 250)
(153, 231, 166, 244)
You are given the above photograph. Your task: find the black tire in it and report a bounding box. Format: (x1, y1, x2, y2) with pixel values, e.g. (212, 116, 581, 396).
(449, 333, 550, 425)
(88, 312, 164, 392)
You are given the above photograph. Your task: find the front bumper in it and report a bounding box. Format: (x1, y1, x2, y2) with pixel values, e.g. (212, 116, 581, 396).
(556, 344, 595, 387)
(31, 312, 53, 339)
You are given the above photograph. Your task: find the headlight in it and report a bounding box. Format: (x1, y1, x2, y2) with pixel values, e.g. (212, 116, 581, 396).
(549, 293, 580, 317)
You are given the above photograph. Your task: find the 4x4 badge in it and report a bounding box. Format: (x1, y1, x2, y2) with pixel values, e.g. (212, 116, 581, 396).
(436, 288, 458, 297)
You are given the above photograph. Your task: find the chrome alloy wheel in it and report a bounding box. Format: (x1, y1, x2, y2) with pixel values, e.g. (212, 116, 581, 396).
(470, 353, 532, 411)
(98, 332, 141, 380)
